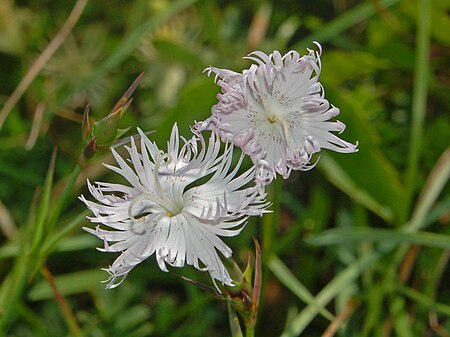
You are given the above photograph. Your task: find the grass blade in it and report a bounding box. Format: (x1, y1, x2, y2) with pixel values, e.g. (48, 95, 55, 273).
(403, 0, 432, 224)
(227, 295, 244, 337)
(28, 269, 107, 301)
(46, 164, 81, 233)
(40, 267, 83, 337)
(397, 284, 450, 317)
(406, 146, 450, 232)
(319, 155, 394, 222)
(308, 228, 450, 250)
(293, 0, 401, 48)
(268, 256, 335, 322)
(280, 251, 381, 336)
(31, 148, 57, 254)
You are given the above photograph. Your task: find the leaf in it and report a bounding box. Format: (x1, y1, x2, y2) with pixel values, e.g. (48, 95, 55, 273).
(308, 228, 450, 250)
(28, 269, 106, 301)
(153, 39, 204, 67)
(227, 295, 244, 337)
(268, 256, 335, 322)
(30, 148, 57, 254)
(154, 77, 218, 144)
(397, 284, 450, 316)
(319, 87, 408, 224)
(390, 296, 415, 337)
(293, 0, 401, 49)
(406, 146, 450, 232)
(280, 251, 382, 336)
(319, 155, 396, 222)
(431, 0, 450, 46)
(403, 0, 432, 225)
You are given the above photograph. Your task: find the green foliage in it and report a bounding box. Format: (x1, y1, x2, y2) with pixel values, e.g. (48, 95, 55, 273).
(0, 0, 448, 336)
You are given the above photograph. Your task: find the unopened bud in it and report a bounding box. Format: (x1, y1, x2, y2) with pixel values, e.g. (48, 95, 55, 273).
(81, 72, 144, 160)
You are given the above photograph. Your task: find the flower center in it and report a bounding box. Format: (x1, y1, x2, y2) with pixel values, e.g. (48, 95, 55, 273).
(267, 115, 278, 124)
(164, 201, 184, 218)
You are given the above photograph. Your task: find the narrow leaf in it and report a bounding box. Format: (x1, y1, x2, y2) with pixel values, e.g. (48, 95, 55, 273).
(31, 147, 57, 254)
(308, 228, 450, 250)
(404, 0, 432, 223)
(280, 251, 381, 336)
(293, 0, 401, 48)
(319, 155, 395, 222)
(407, 146, 450, 232)
(251, 238, 262, 321)
(397, 284, 450, 317)
(46, 164, 81, 233)
(28, 269, 107, 301)
(268, 256, 335, 322)
(227, 295, 244, 337)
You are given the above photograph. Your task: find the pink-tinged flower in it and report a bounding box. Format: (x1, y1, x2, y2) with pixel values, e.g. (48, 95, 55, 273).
(197, 43, 358, 188)
(80, 124, 269, 289)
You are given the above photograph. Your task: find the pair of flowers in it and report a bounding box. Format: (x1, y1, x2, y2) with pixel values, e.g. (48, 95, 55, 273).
(81, 44, 357, 289)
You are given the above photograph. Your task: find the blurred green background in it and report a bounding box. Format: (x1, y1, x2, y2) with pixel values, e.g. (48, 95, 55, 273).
(0, 0, 449, 336)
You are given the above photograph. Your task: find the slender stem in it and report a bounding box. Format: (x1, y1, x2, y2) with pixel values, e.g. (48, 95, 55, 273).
(47, 164, 82, 231)
(402, 0, 431, 224)
(30, 148, 57, 255)
(406, 146, 450, 233)
(41, 266, 84, 337)
(227, 295, 244, 337)
(259, 179, 282, 336)
(251, 238, 262, 327)
(245, 325, 255, 337)
(0, 244, 29, 335)
(322, 299, 358, 337)
(0, 162, 83, 332)
(262, 178, 282, 261)
(40, 211, 89, 258)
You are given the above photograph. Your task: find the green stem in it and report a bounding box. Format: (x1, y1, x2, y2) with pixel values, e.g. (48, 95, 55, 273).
(0, 162, 83, 333)
(262, 178, 282, 261)
(0, 245, 30, 335)
(259, 179, 282, 336)
(245, 325, 255, 337)
(402, 0, 431, 224)
(47, 164, 82, 231)
(227, 296, 244, 337)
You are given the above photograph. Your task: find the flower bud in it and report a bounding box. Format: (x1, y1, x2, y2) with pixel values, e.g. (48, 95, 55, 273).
(81, 72, 144, 160)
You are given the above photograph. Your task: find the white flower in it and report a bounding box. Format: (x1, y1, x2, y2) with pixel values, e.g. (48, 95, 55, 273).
(80, 124, 269, 289)
(197, 43, 358, 188)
